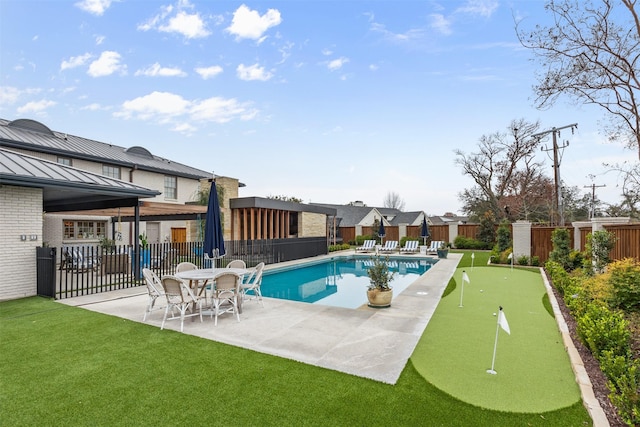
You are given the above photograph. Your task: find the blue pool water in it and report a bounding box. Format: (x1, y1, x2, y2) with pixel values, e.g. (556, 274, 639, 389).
(260, 256, 437, 309)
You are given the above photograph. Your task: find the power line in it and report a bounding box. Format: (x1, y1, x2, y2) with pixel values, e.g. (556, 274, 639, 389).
(534, 123, 578, 226)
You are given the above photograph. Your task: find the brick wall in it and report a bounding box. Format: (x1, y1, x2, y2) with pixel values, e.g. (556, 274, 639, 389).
(299, 212, 326, 237)
(0, 185, 42, 300)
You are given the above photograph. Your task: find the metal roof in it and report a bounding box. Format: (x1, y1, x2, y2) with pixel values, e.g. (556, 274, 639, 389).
(0, 148, 160, 212)
(60, 201, 208, 222)
(0, 118, 213, 180)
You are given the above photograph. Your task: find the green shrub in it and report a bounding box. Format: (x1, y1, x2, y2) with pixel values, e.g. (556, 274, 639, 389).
(607, 259, 640, 312)
(517, 255, 529, 266)
(585, 230, 617, 274)
(328, 243, 351, 252)
(531, 256, 540, 266)
(549, 228, 573, 271)
(606, 357, 640, 427)
(453, 235, 488, 250)
(569, 250, 585, 271)
(576, 303, 630, 359)
(496, 220, 511, 253)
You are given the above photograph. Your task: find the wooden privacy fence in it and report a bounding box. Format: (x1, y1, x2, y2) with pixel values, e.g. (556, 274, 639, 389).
(605, 224, 640, 261)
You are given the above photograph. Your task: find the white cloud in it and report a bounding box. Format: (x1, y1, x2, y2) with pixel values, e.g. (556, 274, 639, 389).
(195, 65, 223, 79)
(322, 48, 333, 56)
(139, 1, 211, 39)
(236, 63, 273, 81)
(81, 103, 105, 111)
(430, 14, 453, 36)
(75, 0, 112, 16)
(369, 22, 427, 43)
(60, 53, 93, 71)
(327, 57, 349, 71)
(114, 91, 258, 125)
(17, 99, 56, 113)
(87, 51, 126, 77)
(369, 64, 379, 71)
(171, 122, 197, 133)
(190, 97, 256, 123)
(134, 63, 187, 77)
(226, 4, 282, 42)
(457, 0, 499, 18)
(0, 86, 22, 104)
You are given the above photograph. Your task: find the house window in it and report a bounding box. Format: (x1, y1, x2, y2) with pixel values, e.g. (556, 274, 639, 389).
(164, 176, 177, 199)
(63, 220, 107, 240)
(57, 156, 72, 166)
(102, 165, 121, 179)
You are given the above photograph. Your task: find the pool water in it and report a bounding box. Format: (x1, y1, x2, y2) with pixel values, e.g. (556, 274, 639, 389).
(260, 256, 437, 309)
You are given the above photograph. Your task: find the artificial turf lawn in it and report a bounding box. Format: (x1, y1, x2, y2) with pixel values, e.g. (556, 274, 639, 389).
(411, 262, 582, 413)
(0, 295, 592, 426)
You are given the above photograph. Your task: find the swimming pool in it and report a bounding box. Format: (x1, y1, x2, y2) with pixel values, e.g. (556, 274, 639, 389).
(260, 256, 437, 309)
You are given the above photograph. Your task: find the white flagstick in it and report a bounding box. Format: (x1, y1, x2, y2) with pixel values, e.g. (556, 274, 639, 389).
(459, 271, 470, 307)
(471, 252, 475, 271)
(487, 306, 510, 375)
(508, 252, 513, 271)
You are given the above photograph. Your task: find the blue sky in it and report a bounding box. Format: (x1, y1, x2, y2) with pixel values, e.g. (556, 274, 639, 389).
(1, 0, 635, 214)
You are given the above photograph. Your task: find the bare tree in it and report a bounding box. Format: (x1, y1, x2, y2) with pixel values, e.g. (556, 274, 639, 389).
(455, 119, 552, 221)
(383, 191, 406, 211)
(517, 0, 640, 160)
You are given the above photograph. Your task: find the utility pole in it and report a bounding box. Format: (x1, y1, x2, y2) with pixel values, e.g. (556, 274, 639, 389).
(534, 123, 578, 226)
(584, 181, 606, 219)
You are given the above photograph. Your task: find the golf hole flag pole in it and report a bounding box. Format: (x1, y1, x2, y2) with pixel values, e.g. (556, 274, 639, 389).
(508, 252, 513, 271)
(459, 270, 470, 308)
(487, 306, 510, 375)
(471, 252, 475, 271)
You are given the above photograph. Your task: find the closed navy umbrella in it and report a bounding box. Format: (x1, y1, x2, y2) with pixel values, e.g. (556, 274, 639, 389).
(420, 217, 430, 246)
(378, 220, 385, 245)
(203, 181, 226, 266)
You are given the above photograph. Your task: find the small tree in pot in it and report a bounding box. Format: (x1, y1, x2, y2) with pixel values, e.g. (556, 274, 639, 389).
(366, 255, 395, 308)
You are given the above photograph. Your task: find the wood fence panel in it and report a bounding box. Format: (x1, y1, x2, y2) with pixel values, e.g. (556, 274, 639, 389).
(430, 225, 449, 242)
(406, 225, 421, 239)
(531, 227, 574, 263)
(604, 224, 640, 261)
(458, 224, 480, 239)
(340, 227, 356, 244)
(579, 227, 591, 252)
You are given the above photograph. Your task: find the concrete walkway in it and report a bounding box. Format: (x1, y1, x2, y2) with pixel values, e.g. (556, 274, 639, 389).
(58, 251, 461, 384)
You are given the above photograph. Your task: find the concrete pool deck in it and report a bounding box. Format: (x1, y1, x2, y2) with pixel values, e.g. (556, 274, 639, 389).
(57, 250, 461, 384)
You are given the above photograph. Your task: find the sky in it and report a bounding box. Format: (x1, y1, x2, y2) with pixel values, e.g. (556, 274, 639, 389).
(1, 0, 637, 215)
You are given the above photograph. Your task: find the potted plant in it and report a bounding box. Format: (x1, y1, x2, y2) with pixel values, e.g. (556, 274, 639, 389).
(437, 242, 449, 259)
(366, 255, 395, 308)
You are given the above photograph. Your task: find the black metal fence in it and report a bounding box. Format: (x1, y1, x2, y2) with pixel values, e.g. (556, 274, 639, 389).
(39, 237, 328, 299)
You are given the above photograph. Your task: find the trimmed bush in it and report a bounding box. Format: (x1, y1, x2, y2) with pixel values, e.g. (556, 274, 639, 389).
(577, 303, 630, 359)
(608, 258, 640, 312)
(329, 243, 351, 252)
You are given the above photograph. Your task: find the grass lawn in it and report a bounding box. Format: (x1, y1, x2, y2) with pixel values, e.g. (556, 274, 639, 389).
(1, 260, 591, 426)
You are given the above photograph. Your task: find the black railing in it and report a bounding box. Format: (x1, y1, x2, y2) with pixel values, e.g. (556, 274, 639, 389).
(47, 237, 328, 299)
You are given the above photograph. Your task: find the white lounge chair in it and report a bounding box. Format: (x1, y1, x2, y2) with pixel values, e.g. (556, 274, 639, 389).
(356, 240, 376, 252)
(379, 240, 398, 253)
(426, 241, 443, 254)
(400, 240, 419, 253)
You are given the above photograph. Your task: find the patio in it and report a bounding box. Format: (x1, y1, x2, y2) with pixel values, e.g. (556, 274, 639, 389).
(58, 251, 462, 384)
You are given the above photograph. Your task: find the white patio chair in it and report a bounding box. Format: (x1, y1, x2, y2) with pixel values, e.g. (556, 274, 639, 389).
(379, 240, 398, 253)
(240, 262, 265, 307)
(211, 271, 242, 326)
(356, 240, 376, 252)
(142, 268, 165, 321)
(400, 240, 419, 253)
(160, 275, 203, 332)
(226, 259, 246, 269)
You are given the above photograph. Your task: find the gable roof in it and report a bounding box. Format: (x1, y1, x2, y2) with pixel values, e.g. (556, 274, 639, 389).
(388, 211, 427, 226)
(0, 147, 159, 212)
(311, 203, 387, 227)
(0, 118, 212, 180)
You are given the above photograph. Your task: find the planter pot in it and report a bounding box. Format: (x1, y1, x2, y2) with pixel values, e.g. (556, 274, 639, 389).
(437, 249, 449, 259)
(367, 288, 393, 308)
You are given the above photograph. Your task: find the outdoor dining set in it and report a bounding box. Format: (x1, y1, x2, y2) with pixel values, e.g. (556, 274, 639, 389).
(142, 260, 264, 332)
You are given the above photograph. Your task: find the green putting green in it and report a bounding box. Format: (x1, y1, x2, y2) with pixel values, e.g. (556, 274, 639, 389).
(411, 266, 582, 413)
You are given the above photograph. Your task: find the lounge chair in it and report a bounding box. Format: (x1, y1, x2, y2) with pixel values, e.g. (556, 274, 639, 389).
(356, 239, 376, 252)
(426, 241, 443, 254)
(379, 240, 398, 253)
(400, 240, 419, 253)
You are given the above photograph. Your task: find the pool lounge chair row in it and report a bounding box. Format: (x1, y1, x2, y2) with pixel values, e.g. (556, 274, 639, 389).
(426, 240, 445, 254)
(357, 239, 425, 254)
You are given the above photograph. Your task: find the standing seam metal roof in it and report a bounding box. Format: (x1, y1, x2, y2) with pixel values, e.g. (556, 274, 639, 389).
(0, 118, 212, 180)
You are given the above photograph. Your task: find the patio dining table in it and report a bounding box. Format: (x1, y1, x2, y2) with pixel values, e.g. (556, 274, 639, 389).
(175, 267, 248, 314)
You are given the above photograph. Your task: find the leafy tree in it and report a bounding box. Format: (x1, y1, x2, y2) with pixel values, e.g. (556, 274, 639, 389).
(477, 210, 497, 249)
(549, 228, 573, 271)
(193, 183, 224, 206)
(455, 118, 554, 221)
(517, 0, 640, 160)
(495, 220, 512, 253)
(585, 230, 617, 274)
(383, 191, 405, 211)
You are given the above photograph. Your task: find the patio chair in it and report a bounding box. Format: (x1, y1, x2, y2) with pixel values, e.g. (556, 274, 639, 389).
(240, 262, 265, 307)
(400, 240, 419, 253)
(176, 261, 198, 273)
(142, 268, 165, 321)
(62, 247, 98, 271)
(379, 240, 398, 253)
(426, 241, 443, 254)
(226, 259, 246, 269)
(356, 240, 376, 252)
(211, 271, 242, 326)
(160, 275, 203, 332)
